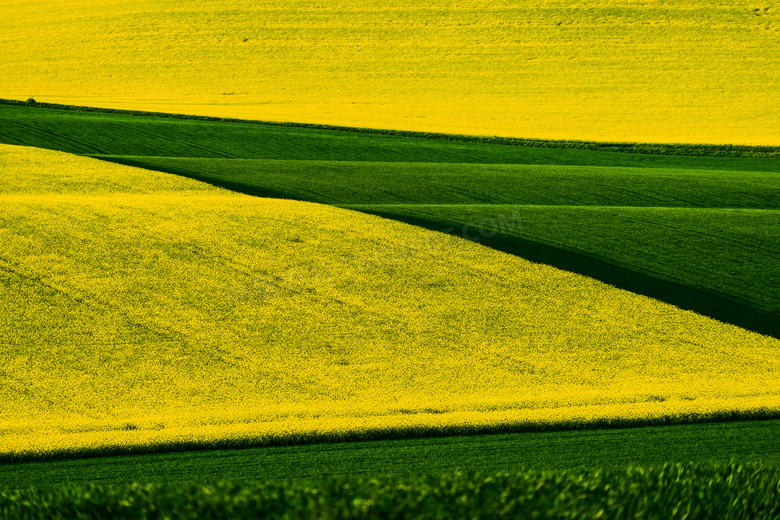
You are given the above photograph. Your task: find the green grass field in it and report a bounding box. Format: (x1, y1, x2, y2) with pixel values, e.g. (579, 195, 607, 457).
(3, 420, 779, 490)
(3, 463, 780, 520)
(1, 101, 778, 165)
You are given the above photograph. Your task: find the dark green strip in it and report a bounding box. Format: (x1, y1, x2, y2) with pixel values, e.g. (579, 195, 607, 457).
(3, 98, 779, 158)
(1, 419, 778, 489)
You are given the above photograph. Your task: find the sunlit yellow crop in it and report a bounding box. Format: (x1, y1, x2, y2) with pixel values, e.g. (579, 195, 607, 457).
(1, 144, 779, 459)
(2, 1, 779, 145)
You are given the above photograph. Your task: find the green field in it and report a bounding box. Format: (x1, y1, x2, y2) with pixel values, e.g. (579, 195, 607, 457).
(2, 463, 780, 520)
(1, 101, 779, 165)
(3, 420, 779, 490)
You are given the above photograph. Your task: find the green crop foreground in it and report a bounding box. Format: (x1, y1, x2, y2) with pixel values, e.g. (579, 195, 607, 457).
(2, 463, 780, 520)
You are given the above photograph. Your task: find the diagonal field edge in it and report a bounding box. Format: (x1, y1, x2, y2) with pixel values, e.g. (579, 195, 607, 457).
(353, 210, 780, 340)
(92, 156, 780, 339)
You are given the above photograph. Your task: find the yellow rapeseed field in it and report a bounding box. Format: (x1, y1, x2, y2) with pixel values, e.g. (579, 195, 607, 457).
(2, 1, 779, 145)
(1, 144, 779, 459)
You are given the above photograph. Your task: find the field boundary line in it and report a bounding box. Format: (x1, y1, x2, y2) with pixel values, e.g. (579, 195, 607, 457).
(2, 399, 779, 464)
(2, 98, 779, 158)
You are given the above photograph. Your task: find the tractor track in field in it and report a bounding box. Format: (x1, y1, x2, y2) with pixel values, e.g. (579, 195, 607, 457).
(107, 122, 243, 159)
(0, 252, 182, 344)
(0, 119, 106, 155)
(612, 209, 780, 261)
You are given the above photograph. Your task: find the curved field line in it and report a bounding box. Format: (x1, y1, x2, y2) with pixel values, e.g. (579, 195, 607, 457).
(594, 183, 707, 208)
(351, 207, 780, 338)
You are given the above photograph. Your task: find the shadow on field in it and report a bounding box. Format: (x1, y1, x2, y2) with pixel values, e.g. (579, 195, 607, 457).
(357, 210, 780, 341)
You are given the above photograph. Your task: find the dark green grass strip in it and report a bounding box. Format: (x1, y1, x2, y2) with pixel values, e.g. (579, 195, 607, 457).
(93, 157, 780, 208)
(1, 420, 778, 490)
(1, 101, 779, 169)
(2, 464, 780, 520)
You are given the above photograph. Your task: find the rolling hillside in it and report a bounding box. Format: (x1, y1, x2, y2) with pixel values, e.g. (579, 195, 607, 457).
(2, 0, 779, 144)
(2, 102, 778, 337)
(106, 157, 780, 337)
(2, 143, 779, 460)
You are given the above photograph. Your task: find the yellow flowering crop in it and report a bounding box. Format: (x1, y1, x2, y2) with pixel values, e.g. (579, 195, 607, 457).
(1, 144, 779, 459)
(2, 1, 779, 145)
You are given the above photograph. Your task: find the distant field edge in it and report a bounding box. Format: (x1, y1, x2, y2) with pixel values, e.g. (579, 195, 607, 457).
(2, 98, 778, 158)
(3, 399, 779, 465)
